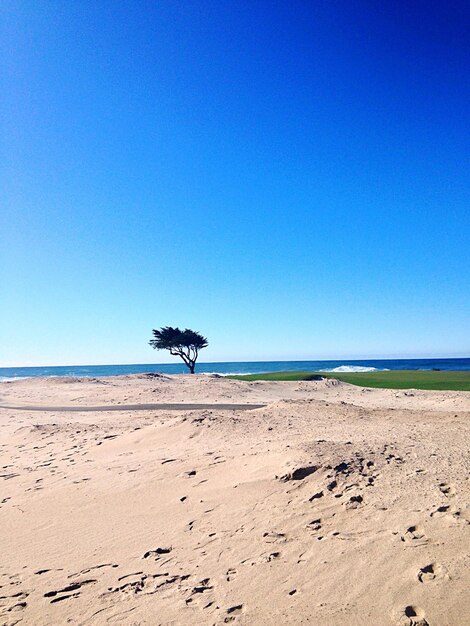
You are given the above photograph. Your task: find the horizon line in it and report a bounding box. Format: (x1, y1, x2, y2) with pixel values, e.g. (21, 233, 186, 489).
(1, 354, 470, 369)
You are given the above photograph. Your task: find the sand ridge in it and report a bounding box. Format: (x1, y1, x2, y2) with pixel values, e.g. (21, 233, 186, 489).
(1, 374, 469, 625)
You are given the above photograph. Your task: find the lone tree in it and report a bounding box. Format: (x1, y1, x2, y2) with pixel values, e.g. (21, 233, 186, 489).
(149, 326, 208, 374)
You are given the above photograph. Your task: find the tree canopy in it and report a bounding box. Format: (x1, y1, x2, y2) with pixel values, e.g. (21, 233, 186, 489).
(149, 326, 208, 374)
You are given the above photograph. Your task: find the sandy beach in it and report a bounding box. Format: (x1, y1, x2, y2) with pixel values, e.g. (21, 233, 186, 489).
(1, 374, 469, 625)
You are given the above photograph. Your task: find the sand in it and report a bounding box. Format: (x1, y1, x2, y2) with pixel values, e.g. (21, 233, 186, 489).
(1, 374, 469, 625)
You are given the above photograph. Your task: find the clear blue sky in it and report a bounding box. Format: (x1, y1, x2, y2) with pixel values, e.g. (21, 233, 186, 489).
(1, 0, 469, 366)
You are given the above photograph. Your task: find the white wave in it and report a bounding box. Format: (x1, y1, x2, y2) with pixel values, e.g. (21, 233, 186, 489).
(0, 376, 31, 382)
(319, 365, 388, 373)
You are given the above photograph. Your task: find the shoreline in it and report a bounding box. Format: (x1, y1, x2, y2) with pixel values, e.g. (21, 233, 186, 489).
(1, 356, 470, 383)
(2, 367, 470, 391)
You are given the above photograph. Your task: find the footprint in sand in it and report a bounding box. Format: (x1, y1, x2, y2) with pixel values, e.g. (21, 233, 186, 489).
(417, 562, 447, 583)
(0, 591, 29, 614)
(226, 568, 237, 581)
(108, 572, 189, 596)
(263, 531, 286, 543)
(142, 547, 172, 559)
(279, 465, 318, 482)
(44, 579, 97, 603)
(309, 491, 324, 502)
(401, 525, 428, 546)
(430, 505, 462, 520)
(345, 494, 363, 510)
(430, 505, 450, 517)
(185, 578, 214, 606)
(224, 604, 244, 622)
(398, 605, 430, 626)
(438, 482, 456, 497)
(306, 518, 322, 532)
(241, 551, 280, 566)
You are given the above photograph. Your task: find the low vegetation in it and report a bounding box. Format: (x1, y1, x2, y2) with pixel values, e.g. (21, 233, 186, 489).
(229, 370, 470, 391)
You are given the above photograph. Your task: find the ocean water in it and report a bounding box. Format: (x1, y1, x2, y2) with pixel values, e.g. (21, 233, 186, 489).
(1, 358, 469, 381)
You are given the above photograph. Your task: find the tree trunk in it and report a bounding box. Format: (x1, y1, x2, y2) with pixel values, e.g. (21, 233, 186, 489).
(189, 362, 195, 374)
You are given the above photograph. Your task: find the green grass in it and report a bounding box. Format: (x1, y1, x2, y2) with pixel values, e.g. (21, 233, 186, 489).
(229, 370, 470, 391)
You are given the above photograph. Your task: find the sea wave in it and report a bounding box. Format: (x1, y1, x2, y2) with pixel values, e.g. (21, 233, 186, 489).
(319, 365, 388, 373)
(0, 376, 31, 382)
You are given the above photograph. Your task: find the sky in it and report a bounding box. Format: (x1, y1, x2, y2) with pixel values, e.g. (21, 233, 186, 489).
(1, 0, 470, 367)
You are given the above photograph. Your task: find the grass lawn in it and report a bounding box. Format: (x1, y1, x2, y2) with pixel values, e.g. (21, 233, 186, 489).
(229, 370, 470, 391)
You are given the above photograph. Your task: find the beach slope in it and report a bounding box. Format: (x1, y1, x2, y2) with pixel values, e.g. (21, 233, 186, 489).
(1, 374, 469, 625)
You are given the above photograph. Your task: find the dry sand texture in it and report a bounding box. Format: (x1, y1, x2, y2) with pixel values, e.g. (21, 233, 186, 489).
(1, 374, 469, 625)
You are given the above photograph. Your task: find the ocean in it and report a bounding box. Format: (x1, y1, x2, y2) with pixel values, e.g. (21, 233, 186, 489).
(1, 357, 469, 381)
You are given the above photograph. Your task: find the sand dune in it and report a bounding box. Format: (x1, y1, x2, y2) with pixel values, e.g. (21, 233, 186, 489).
(1, 375, 469, 625)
